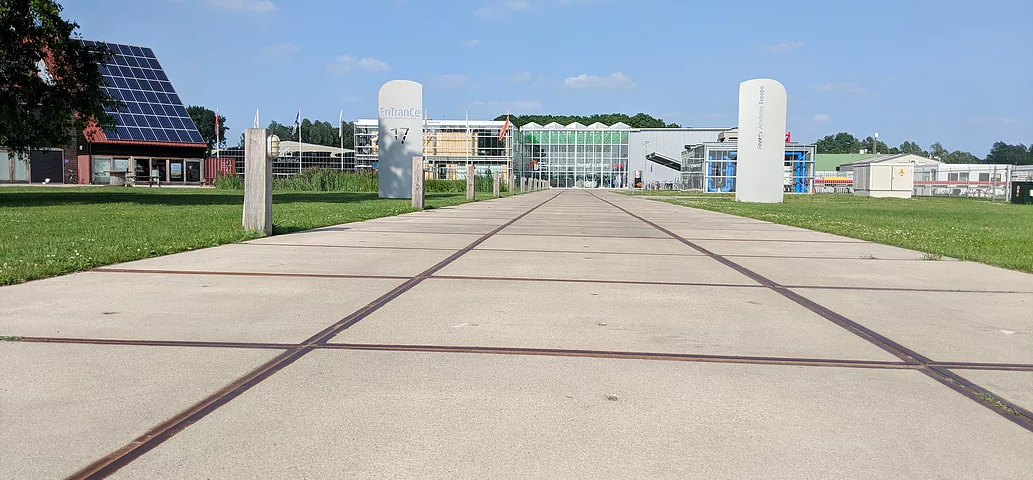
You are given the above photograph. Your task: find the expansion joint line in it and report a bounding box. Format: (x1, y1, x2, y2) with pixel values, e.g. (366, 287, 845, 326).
(587, 191, 1033, 433)
(65, 191, 564, 480)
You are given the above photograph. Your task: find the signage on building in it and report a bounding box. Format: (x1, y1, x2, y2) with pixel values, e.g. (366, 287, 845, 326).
(736, 79, 788, 203)
(377, 80, 423, 198)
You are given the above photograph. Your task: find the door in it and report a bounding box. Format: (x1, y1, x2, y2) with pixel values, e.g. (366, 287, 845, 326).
(185, 160, 201, 182)
(29, 151, 63, 183)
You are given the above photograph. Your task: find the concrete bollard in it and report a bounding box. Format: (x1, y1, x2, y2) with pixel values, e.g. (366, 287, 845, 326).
(493, 173, 500, 198)
(466, 164, 475, 200)
(243, 128, 272, 236)
(411, 156, 424, 210)
(521, 177, 527, 193)
(508, 172, 515, 196)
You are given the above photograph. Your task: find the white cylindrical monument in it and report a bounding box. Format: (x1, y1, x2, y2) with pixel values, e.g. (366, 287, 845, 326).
(378, 80, 423, 198)
(735, 79, 787, 203)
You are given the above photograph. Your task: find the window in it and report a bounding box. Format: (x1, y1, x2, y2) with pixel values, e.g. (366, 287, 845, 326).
(92, 157, 112, 183)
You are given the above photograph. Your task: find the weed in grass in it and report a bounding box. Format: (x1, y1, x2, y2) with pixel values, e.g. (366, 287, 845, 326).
(922, 252, 943, 261)
(0, 336, 22, 341)
(976, 392, 1020, 416)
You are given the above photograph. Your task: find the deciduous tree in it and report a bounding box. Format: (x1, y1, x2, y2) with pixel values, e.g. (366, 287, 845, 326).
(186, 105, 227, 156)
(0, 0, 119, 154)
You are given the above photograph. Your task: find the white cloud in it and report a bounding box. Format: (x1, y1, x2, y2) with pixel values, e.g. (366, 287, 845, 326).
(513, 100, 541, 110)
(813, 83, 867, 94)
(326, 55, 390, 74)
(508, 70, 533, 84)
(357, 58, 389, 71)
(252, 42, 298, 62)
(763, 40, 805, 53)
(199, 0, 278, 13)
(431, 74, 473, 89)
(812, 113, 830, 123)
(475, 0, 531, 19)
(967, 116, 1017, 125)
(563, 72, 635, 90)
(462, 39, 481, 48)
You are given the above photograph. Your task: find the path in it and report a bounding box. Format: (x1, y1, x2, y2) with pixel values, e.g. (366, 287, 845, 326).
(2, 190, 1032, 479)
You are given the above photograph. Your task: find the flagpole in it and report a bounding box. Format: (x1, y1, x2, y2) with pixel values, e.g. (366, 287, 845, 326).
(339, 109, 344, 171)
(215, 109, 220, 158)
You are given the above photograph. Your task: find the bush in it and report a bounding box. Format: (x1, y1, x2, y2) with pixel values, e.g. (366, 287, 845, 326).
(213, 173, 244, 190)
(215, 168, 510, 194)
(272, 169, 377, 192)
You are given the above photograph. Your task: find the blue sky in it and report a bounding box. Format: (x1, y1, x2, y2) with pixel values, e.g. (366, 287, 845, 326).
(63, 0, 1032, 156)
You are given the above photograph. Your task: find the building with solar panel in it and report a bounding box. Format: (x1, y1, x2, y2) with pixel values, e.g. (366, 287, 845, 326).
(74, 40, 208, 185)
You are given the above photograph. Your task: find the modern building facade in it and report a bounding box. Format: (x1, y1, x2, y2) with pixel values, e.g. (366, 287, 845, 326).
(682, 141, 817, 193)
(355, 117, 816, 191)
(355, 119, 516, 179)
(514, 121, 630, 188)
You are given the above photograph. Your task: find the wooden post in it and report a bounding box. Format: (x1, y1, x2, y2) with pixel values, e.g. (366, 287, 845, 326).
(493, 172, 500, 197)
(243, 128, 272, 236)
(508, 172, 515, 196)
(520, 177, 527, 193)
(412, 156, 424, 209)
(466, 164, 475, 200)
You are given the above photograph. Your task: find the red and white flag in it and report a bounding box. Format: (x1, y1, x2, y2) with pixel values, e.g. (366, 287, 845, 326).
(498, 113, 510, 141)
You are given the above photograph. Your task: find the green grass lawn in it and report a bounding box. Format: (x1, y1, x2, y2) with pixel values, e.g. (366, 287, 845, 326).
(0, 187, 485, 285)
(650, 194, 1033, 273)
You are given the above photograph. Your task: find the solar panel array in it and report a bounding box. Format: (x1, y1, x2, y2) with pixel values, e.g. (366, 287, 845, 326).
(81, 40, 205, 144)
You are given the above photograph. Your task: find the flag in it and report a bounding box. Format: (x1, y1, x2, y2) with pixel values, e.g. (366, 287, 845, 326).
(215, 108, 220, 157)
(339, 109, 343, 140)
(291, 109, 301, 136)
(253, 108, 259, 128)
(498, 113, 510, 141)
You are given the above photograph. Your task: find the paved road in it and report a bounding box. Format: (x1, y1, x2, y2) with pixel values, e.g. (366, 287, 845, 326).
(2, 190, 1032, 479)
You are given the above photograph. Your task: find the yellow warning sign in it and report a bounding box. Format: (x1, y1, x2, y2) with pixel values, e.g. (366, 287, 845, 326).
(898, 169, 905, 176)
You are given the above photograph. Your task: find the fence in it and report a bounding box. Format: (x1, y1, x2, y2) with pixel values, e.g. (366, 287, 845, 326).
(913, 164, 1011, 200)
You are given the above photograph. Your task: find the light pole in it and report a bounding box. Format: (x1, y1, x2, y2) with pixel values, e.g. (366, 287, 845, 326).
(874, 132, 879, 155)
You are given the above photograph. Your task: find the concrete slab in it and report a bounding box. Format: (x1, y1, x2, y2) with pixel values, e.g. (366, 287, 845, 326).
(692, 238, 938, 260)
(476, 234, 702, 255)
(0, 342, 276, 480)
(111, 350, 1033, 479)
(111, 243, 454, 277)
(949, 369, 1033, 413)
(434, 249, 757, 285)
(248, 230, 474, 250)
(499, 224, 672, 238)
(0, 271, 406, 343)
(333, 278, 898, 361)
(732, 256, 1033, 291)
(663, 227, 867, 242)
(795, 288, 1033, 363)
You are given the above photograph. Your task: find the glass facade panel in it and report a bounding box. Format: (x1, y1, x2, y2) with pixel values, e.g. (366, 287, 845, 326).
(515, 125, 629, 188)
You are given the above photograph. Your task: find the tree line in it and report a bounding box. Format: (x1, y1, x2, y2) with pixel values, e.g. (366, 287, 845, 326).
(815, 132, 1032, 165)
(494, 113, 681, 129)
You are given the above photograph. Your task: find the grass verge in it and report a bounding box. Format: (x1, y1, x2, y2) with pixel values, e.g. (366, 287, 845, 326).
(648, 194, 1033, 273)
(0, 187, 491, 285)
